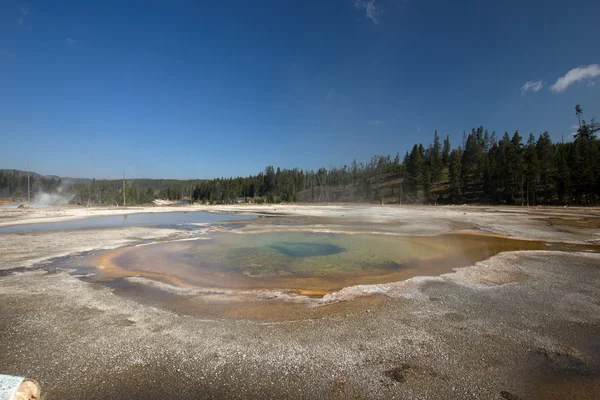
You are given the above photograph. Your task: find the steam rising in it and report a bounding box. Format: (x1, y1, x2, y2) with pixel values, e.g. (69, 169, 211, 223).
(32, 185, 74, 207)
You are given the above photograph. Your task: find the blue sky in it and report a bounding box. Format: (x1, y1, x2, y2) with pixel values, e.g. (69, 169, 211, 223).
(1, 0, 599, 179)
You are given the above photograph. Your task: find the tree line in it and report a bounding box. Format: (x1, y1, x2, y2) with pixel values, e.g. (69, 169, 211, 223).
(188, 104, 600, 206)
(0, 172, 195, 206)
(0, 171, 62, 200)
(2, 104, 598, 206)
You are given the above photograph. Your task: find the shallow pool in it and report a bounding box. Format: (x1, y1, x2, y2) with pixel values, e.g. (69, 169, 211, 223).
(87, 231, 598, 295)
(0, 211, 257, 233)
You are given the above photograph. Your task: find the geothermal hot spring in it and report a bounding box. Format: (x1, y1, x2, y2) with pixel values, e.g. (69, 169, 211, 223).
(12, 211, 598, 320)
(90, 231, 550, 295)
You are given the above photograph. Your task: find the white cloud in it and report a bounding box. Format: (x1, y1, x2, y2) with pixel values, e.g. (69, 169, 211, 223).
(355, 0, 381, 24)
(21, 8, 30, 16)
(66, 38, 80, 47)
(550, 64, 600, 92)
(520, 80, 543, 95)
(368, 119, 383, 126)
(326, 88, 336, 99)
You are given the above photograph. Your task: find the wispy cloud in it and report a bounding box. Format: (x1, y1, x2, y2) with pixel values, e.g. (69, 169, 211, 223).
(368, 119, 383, 126)
(521, 80, 543, 95)
(18, 7, 29, 25)
(326, 88, 336, 99)
(65, 37, 80, 47)
(355, 0, 381, 24)
(550, 64, 600, 92)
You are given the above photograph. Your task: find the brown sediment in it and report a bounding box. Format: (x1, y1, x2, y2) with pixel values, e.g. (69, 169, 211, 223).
(107, 281, 394, 321)
(94, 249, 193, 288)
(533, 376, 600, 400)
(445, 230, 514, 238)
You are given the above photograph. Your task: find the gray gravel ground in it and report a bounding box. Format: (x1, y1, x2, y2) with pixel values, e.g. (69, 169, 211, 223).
(1, 206, 599, 399)
(1, 251, 599, 399)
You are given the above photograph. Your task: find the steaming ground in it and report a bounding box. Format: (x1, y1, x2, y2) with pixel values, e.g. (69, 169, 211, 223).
(1, 205, 600, 399)
(29, 185, 76, 208)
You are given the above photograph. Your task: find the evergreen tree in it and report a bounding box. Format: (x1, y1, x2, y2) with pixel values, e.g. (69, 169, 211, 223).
(406, 144, 423, 201)
(482, 130, 490, 152)
(496, 133, 511, 203)
(460, 134, 483, 201)
(524, 133, 540, 205)
(556, 146, 571, 204)
(484, 141, 499, 202)
(536, 132, 555, 203)
(264, 166, 276, 195)
(508, 131, 524, 204)
(422, 165, 432, 202)
(442, 135, 451, 166)
(431, 131, 443, 182)
(448, 149, 462, 203)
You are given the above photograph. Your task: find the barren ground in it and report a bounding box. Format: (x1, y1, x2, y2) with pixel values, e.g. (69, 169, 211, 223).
(1, 204, 599, 399)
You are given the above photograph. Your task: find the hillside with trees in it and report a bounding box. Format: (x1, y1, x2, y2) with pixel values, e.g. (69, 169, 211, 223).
(2, 105, 599, 206)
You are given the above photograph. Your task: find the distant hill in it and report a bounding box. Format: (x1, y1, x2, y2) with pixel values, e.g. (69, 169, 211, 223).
(0, 169, 203, 189)
(0, 169, 48, 179)
(0, 169, 92, 184)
